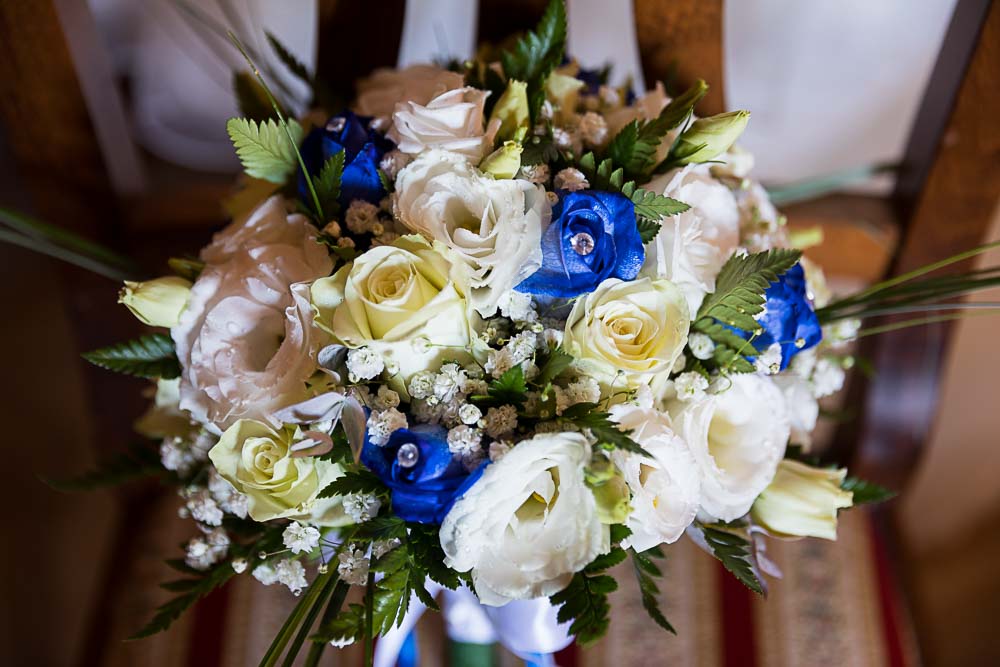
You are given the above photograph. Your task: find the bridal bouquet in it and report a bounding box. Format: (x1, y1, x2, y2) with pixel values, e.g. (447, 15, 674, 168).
(67, 1, 927, 663)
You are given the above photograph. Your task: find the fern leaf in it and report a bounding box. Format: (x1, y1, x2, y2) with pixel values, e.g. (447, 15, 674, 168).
(700, 525, 764, 595)
(226, 117, 303, 184)
(312, 151, 345, 216)
(499, 0, 567, 120)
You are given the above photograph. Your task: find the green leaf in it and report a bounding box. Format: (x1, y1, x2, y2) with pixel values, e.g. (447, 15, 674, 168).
(265, 31, 312, 85)
(226, 117, 304, 184)
(475, 364, 528, 408)
(692, 249, 801, 374)
(312, 151, 345, 218)
(317, 469, 385, 499)
(841, 477, 897, 505)
(311, 601, 363, 644)
(43, 441, 166, 492)
(621, 180, 690, 221)
(534, 346, 574, 386)
(356, 516, 407, 542)
(699, 525, 764, 595)
(631, 547, 675, 633)
(233, 71, 276, 122)
(408, 524, 462, 590)
(609, 523, 633, 544)
(585, 546, 627, 573)
(550, 547, 623, 646)
(82, 333, 181, 379)
(635, 217, 661, 244)
(560, 403, 652, 458)
(499, 0, 567, 120)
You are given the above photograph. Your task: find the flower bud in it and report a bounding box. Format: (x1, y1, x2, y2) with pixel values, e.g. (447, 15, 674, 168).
(590, 470, 630, 525)
(489, 79, 530, 142)
(545, 72, 585, 122)
(118, 276, 192, 328)
(751, 459, 853, 540)
(479, 141, 523, 179)
(673, 110, 750, 164)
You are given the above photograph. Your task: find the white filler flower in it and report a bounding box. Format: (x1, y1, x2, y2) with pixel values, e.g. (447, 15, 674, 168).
(669, 374, 789, 522)
(440, 431, 606, 606)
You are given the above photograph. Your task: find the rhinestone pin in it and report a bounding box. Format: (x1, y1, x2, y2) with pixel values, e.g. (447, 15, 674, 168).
(570, 232, 595, 255)
(396, 442, 419, 468)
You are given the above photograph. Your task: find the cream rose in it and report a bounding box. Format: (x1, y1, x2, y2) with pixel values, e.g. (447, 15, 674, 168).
(172, 196, 332, 430)
(394, 150, 550, 316)
(609, 403, 701, 551)
(440, 431, 606, 606)
(640, 165, 740, 314)
(563, 277, 690, 395)
(311, 235, 478, 393)
(389, 88, 500, 162)
(354, 64, 465, 121)
(669, 374, 790, 521)
(209, 419, 348, 526)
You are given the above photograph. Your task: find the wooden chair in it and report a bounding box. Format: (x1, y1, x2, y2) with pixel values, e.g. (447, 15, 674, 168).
(2, 1, 998, 665)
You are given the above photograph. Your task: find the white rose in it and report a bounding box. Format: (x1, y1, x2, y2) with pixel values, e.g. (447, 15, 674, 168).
(172, 196, 332, 430)
(563, 277, 690, 397)
(609, 404, 701, 551)
(354, 64, 464, 121)
(394, 150, 550, 316)
(440, 431, 607, 606)
(310, 235, 479, 394)
(389, 87, 500, 162)
(640, 165, 740, 314)
(772, 374, 818, 447)
(669, 374, 789, 521)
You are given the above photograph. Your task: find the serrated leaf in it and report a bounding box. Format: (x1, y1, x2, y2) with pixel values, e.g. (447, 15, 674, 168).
(700, 525, 764, 595)
(355, 516, 407, 541)
(561, 402, 652, 458)
(310, 603, 365, 643)
(550, 569, 616, 645)
(265, 31, 312, 85)
(226, 117, 303, 184)
(317, 469, 385, 499)
(534, 346, 574, 386)
(622, 180, 690, 221)
(499, 0, 567, 120)
(232, 71, 275, 122)
(636, 217, 661, 244)
(610, 523, 633, 544)
(585, 546, 627, 573)
(43, 440, 166, 492)
(83, 334, 180, 379)
(841, 477, 897, 505)
(312, 151, 344, 218)
(475, 364, 528, 408)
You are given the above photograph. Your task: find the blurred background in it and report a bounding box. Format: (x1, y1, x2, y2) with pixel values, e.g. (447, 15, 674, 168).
(1, 0, 998, 665)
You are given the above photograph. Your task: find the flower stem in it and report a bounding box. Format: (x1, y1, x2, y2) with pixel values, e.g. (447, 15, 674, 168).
(363, 570, 376, 667)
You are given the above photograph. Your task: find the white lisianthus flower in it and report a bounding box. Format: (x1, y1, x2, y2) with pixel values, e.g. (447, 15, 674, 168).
(608, 404, 701, 551)
(772, 374, 819, 447)
(640, 165, 740, 315)
(563, 277, 690, 397)
(209, 420, 349, 526)
(172, 196, 332, 430)
(389, 88, 500, 162)
(311, 235, 480, 395)
(394, 150, 550, 316)
(440, 431, 607, 606)
(669, 374, 790, 522)
(354, 64, 465, 121)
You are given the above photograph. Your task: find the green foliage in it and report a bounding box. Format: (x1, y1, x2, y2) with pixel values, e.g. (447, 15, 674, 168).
(311, 603, 366, 644)
(550, 544, 625, 645)
(233, 71, 276, 122)
(621, 180, 690, 222)
(473, 364, 528, 408)
(370, 525, 455, 633)
(631, 546, 675, 633)
(699, 525, 764, 595)
(82, 333, 181, 379)
(560, 403, 652, 458)
(317, 469, 386, 500)
(43, 440, 166, 492)
(691, 248, 801, 374)
(842, 477, 897, 505)
(226, 117, 304, 184)
(312, 151, 344, 218)
(534, 346, 574, 386)
(499, 0, 567, 120)
(265, 31, 312, 85)
(408, 524, 462, 590)
(635, 217, 661, 244)
(131, 525, 283, 639)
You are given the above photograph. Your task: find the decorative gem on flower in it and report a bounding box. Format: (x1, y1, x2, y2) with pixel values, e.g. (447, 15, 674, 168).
(298, 111, 393, 210)
(751, 459, 853, 540)
(440, 431, 607, 606)
(669, 374, 790, 522)
(516, 190, 644, 298)
(361, 423, 485, 524)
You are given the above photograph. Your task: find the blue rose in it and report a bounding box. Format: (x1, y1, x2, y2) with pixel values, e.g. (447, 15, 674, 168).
(361, 424, 486, 524)
(298, 111, 393, 211)
(744, 263, 822, 369)
(515, 190, 644, 298)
